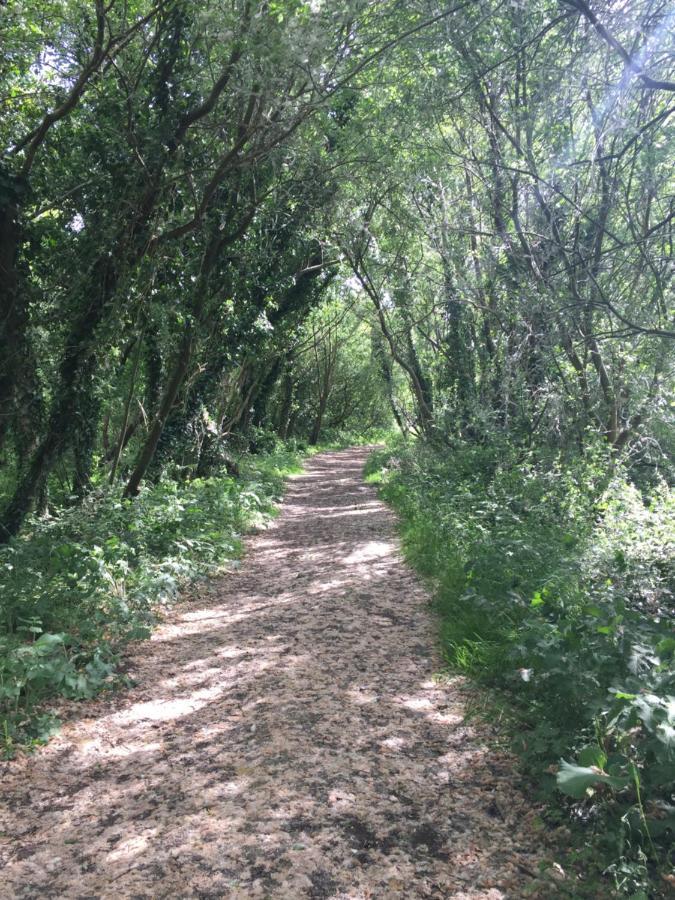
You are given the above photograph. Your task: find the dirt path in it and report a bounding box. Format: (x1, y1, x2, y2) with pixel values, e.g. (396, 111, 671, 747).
(0, 449, 547, 899)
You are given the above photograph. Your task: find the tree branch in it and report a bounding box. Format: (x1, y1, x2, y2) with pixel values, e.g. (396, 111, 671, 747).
(561, 0, 675, 91)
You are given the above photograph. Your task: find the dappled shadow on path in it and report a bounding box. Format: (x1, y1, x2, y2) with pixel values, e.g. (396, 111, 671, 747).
(0, 449, 544, 899)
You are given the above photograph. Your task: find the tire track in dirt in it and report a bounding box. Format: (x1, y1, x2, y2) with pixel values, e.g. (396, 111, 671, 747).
(0, 448, 546, 899)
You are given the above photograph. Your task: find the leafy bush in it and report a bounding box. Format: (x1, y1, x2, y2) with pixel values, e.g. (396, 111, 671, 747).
(366, 439, 675, 894)
(0, 447, 301, 755)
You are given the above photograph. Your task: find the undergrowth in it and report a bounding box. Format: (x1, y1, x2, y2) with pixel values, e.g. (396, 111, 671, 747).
(0, 447, 302, 756)
(365, 438, 674, 898)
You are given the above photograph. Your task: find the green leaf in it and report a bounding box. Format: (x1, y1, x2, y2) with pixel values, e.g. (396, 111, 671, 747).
(656, 637, 675, 659)
(556, 760, 630, 799)
(611, 690, 637, 701)
(577, 745, 607, 769)
(583, 605, 602, 617)
(34, 633, 65, 651)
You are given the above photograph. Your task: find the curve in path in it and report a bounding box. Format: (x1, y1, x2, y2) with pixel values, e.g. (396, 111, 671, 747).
(0, 448, 543, 899)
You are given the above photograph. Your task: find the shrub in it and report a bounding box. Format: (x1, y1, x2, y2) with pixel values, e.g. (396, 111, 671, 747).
(0, 447, 302, 755)
(367, 439, 674, 893)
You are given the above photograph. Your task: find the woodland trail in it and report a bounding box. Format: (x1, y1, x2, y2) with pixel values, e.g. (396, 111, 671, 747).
(0, 449, 547, 899)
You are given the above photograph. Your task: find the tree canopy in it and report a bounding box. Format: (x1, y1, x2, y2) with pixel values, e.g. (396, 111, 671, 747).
(1, 0, 673, 538)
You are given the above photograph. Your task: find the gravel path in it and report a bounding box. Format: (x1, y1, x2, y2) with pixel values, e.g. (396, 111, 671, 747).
(0, 448, 547, 899)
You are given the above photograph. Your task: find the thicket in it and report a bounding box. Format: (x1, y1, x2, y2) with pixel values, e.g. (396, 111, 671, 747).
(367, 439, 674, 895)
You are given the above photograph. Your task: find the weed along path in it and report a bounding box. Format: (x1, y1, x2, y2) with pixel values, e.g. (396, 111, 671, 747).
(0, 449, 547, 899)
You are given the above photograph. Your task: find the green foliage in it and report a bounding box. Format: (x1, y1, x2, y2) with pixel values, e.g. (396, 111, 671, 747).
(1, 1, 674, 891)
(367, 439, 675, 892)
(0, 447, 302, 755)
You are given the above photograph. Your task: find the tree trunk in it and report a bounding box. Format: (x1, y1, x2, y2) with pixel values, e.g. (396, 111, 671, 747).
(277, 370, 294, 439)
(309, 393, 328, 446)
(0, 300, 105, 542)
(110, 332, 144, 484)
(0, 187, 24, 452)
(124, 327, 195, 497)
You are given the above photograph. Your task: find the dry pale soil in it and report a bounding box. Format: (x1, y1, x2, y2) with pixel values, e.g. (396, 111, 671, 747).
(0, 448, 552, 899)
